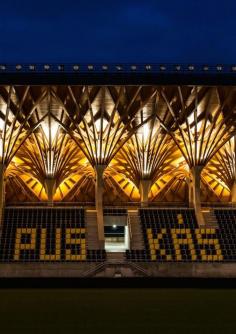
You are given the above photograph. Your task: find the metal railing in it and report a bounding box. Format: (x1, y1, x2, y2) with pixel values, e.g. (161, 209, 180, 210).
(6, 201, 236, 209)
(0, 63, 236, 74)
(127, 215, 132, 243)
(6, 201, 189, 209)
(6, 201, 94, 208)
(201, 202, 236, 208)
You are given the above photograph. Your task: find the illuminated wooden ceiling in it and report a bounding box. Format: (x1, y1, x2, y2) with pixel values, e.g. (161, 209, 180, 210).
(1, 85, 236, 204)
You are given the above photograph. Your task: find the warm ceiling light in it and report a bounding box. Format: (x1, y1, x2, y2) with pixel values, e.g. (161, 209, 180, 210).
(41, 120, 59, 142)
(0, 136, 3, 158)
(0, 118, 5, 131)
(46, 149, 55, 177)
(95, 118, 108, 133)
(143, 122, 150, 143)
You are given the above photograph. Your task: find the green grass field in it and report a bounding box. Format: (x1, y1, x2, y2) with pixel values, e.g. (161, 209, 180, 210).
(0, 288, 236, 333)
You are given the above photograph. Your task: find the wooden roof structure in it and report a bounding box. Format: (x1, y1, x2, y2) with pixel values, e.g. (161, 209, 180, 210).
(1, 85, 236, 204)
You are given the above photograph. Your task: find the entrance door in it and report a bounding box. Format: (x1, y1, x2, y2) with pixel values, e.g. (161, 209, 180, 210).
(104, 216, 129, 252)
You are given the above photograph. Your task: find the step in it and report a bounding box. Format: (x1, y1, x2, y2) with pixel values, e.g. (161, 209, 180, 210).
(202, 209, 219, 228)
(128, 209, 144, 250)
(106, 252, 125, 263)
(85, 209, 100, 249)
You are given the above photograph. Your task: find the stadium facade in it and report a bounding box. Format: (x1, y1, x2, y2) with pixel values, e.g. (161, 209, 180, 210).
(0, 63, 236, 278)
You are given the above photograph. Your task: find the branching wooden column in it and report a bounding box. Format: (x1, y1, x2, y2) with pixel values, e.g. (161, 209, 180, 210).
(190, 166, 205, 226)
(139, 179, 151, 207)
(232, 139, 236, 203)
(95, 165, 106, 248)
(187, 175, 194, 207)
(45, 178, 56, 206)
(232, 182, 236, 203)
(0, 163, 5, 225)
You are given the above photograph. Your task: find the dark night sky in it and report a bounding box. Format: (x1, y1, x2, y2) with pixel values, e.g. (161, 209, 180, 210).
(0, 0, 235, 63)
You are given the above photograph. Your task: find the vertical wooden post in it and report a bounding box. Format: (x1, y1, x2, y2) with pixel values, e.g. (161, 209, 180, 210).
(187, 174, 194, 207)
(231, 181, 236, 204)
(233, 136, 236, 204)
(0, 163, 5, 226)
(95, 165, 106, 248)
(191, 166, 205, 226)
(45, 178, 56, 206)
(139, 179, 151, 207)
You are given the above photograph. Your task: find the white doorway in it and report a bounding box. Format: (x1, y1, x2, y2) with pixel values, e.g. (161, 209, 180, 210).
(104, 216, 129, 252)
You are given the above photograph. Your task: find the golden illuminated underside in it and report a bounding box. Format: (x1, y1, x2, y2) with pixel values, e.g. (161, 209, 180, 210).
(0, 85, 235, 204)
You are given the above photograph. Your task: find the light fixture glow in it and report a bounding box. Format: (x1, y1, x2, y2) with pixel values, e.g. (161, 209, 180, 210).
(0, 137, 3, 158)
(41, 120, 59, 143)
(95, 118, 108, 133)
(143, 122, 150, 143)
(0, 119, 4, 132)
(46, 149, 55, 177)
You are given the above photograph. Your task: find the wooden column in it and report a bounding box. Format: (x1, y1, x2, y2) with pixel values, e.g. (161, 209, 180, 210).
(45, 178, 56, 206)
(190, 166, 205, 226)
(231, 181, 236, 204)
(187, 174, 194, 207)
(0, 163, 5, 226)
(95, 165, 106, 248)
(139, 179, 151, 207)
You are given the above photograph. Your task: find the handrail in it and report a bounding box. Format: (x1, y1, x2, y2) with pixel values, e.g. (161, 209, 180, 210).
(80, 262, 106, 278)
(6, 202, 94, 207)
(128, 262, 151, 277)
(0, 63, 235, 74)
(201, 202, 236, 208)
(6, 201, 188, 208)
(127, 215, 132, 244)
(6, 201, 236, 209)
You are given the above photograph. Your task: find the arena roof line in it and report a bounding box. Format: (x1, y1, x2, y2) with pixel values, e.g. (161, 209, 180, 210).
(0, 63, 236, 85)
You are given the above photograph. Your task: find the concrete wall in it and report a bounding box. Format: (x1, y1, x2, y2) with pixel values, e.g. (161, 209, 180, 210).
(1, 262, 236, 278)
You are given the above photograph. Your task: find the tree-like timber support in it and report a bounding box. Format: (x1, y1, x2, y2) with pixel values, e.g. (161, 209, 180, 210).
(190, 166, 205, 226)
(0, 163, 5, 226)
(187, 175, 194, 207)
(231, 181, 236, 204)
(95, 165, 106, 248)
(139, 179, 151, 207)
(45, 178, 56, 206)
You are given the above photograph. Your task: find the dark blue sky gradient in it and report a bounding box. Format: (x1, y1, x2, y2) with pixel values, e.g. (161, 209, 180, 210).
(0, 0, 235, 63)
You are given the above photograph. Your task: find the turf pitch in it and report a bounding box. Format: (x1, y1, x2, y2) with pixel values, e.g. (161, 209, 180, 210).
(0, 288, 236, 333)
